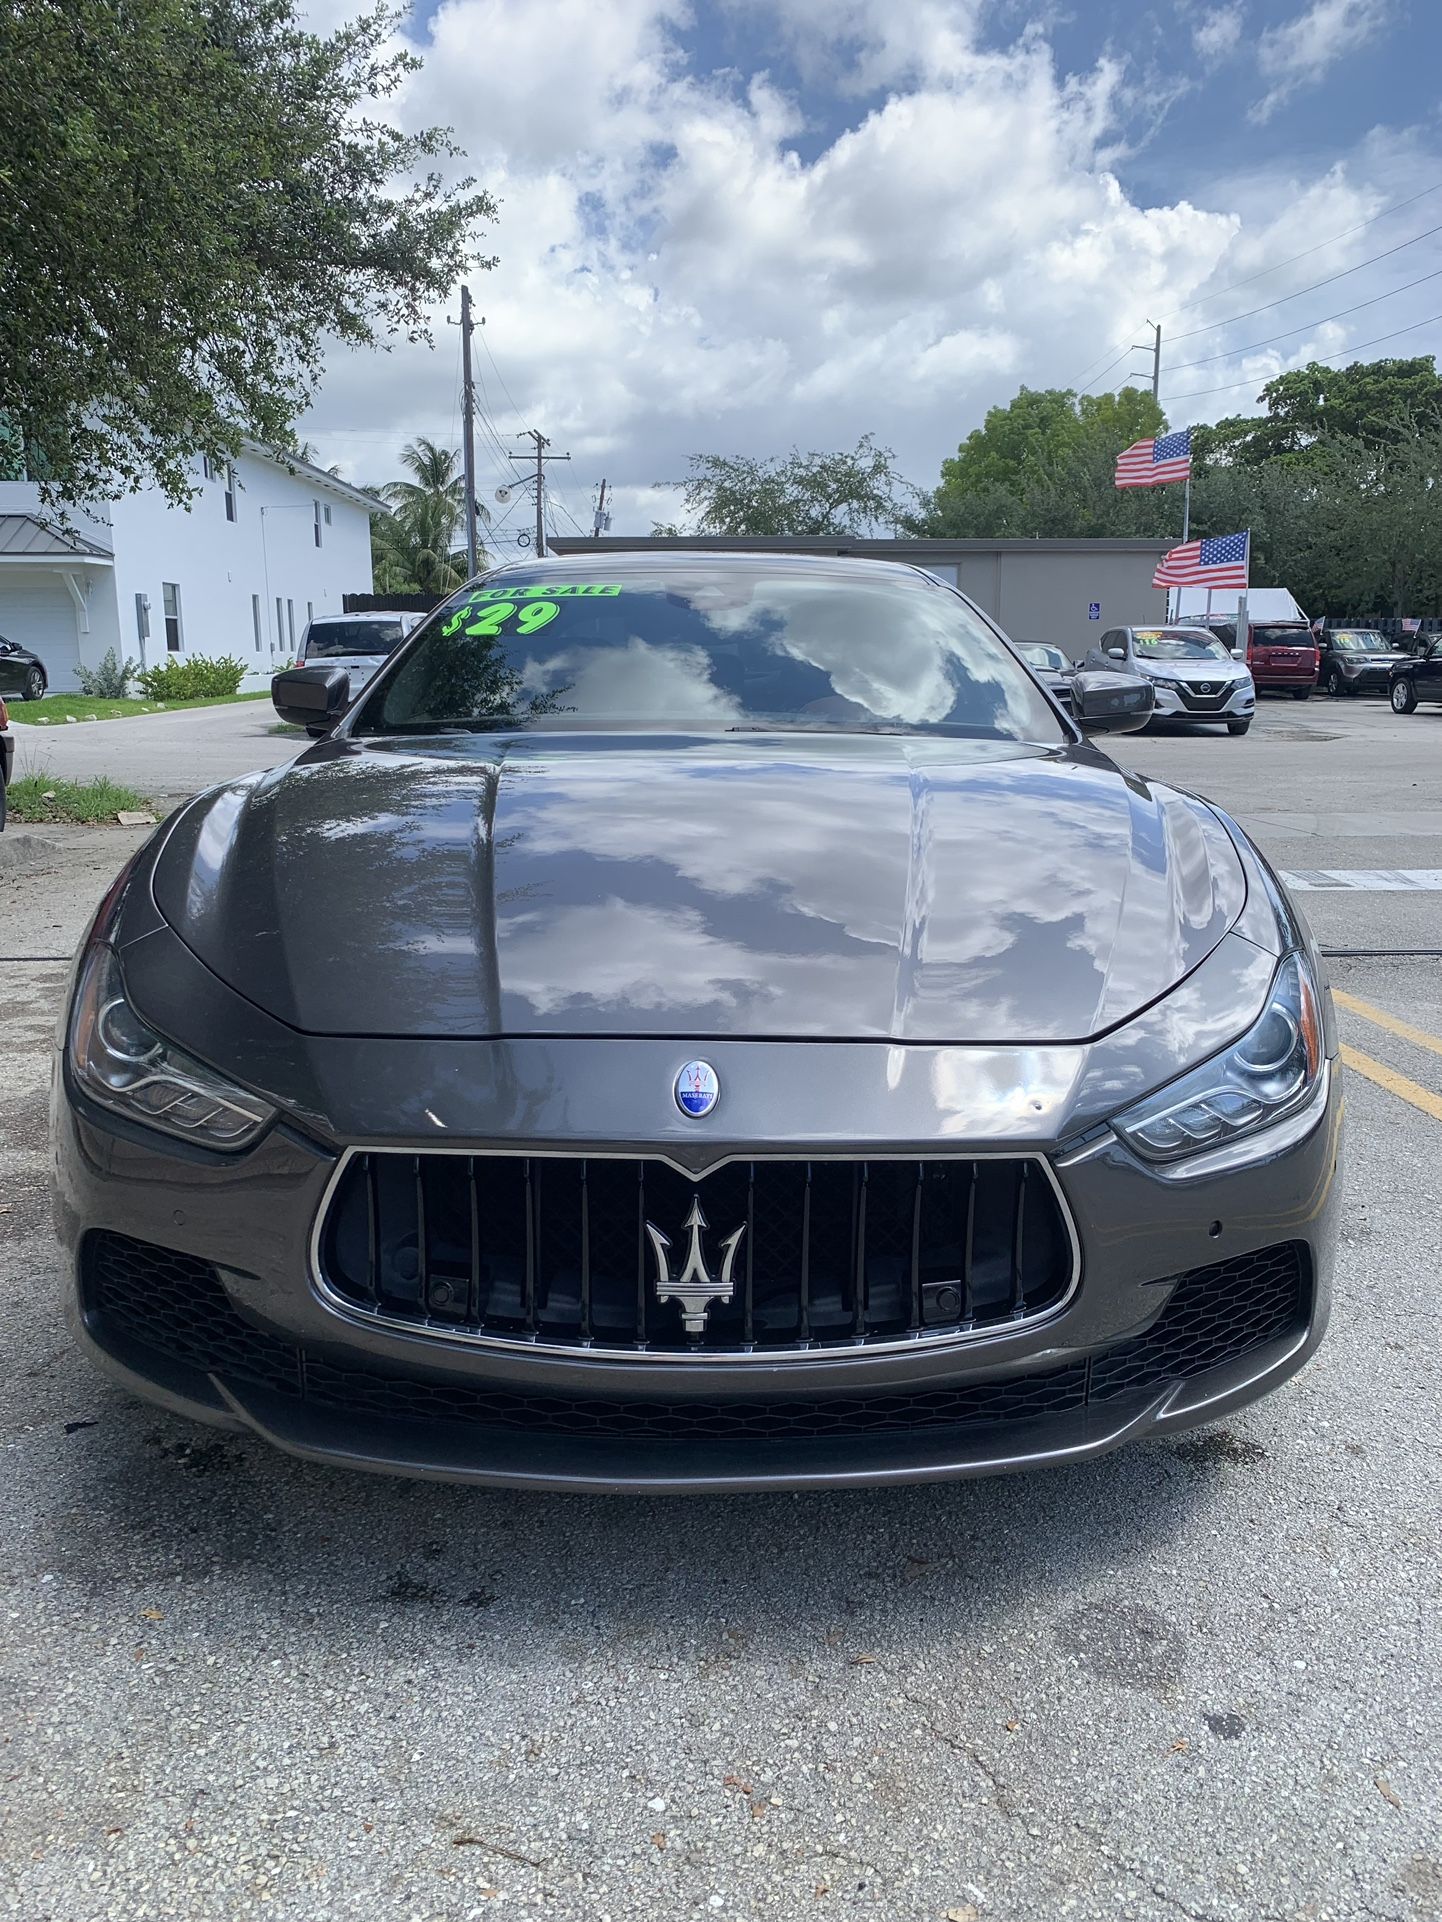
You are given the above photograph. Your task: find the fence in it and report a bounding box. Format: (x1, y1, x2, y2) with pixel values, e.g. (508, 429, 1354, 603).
(342, 591, 447, 614)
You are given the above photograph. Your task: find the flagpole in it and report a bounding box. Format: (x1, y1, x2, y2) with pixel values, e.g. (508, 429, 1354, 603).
(1182, 473, 1190, 543)
(1234, 530, 1250, 663)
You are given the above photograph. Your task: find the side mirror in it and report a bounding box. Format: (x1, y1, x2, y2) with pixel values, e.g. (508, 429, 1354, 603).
(1103, 644, 1127, 661)
(1071, 669, 1154, 736)
(272, 665, 350, 736)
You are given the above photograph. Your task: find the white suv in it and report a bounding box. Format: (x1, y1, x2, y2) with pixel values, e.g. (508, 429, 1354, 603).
(1095, 626, 1256, 736)
(297, 611, 423, 692)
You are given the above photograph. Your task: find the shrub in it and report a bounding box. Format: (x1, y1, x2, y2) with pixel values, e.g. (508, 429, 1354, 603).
(135, 654, 248, 701)
(74, 647, 139, 698)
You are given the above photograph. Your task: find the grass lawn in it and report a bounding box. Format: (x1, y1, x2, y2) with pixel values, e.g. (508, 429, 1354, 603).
(9, 690, 269, 726)
(6, 775, 156, 825)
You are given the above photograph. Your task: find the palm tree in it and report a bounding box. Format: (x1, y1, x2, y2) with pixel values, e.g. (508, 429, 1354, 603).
(379, 438, 490, 592)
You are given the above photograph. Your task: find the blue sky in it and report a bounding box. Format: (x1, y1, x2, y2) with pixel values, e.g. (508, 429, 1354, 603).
(299, 0, 1442, 535)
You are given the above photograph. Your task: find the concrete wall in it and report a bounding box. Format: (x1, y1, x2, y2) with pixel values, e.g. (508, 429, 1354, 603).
(108, 452, 375, 689)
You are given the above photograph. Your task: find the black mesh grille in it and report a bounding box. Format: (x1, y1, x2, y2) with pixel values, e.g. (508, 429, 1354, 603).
(317, 1153, 1074, 1355)
(1174, 684, 1233, 712)
(85, 1232, 1309, 1445)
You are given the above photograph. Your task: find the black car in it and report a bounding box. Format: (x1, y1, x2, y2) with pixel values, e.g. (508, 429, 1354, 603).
(1013, 641, 1075, 712)
(1389, 636, 1442, 713)
(54, 553, 1343, 1493)
(1318, 628, 1408, 697)
(0, 636, 48, 701)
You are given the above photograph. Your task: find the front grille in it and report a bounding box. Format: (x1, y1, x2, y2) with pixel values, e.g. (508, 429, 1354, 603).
(316, 1153, 1075, 1355)
(85, 1232, 1309, 1445)
(1174, 684, 1232, 712)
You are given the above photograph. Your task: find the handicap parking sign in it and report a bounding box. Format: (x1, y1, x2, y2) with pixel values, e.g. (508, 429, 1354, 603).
(1088, 602, 1101, 620)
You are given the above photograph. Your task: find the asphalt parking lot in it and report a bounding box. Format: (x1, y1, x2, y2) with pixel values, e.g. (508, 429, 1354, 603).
(2, 694, 1439, 1922)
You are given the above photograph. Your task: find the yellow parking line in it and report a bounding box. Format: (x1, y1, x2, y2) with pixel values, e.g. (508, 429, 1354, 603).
(1334, 988, 1442, 1061)
(1341, 1044, 1442, 1121)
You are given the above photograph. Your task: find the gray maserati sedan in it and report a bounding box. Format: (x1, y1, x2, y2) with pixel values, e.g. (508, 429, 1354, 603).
(54, 553, 1343, 1491)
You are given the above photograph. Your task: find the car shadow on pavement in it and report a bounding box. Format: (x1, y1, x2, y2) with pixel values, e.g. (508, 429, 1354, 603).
(41, 1363, 1242, 1659)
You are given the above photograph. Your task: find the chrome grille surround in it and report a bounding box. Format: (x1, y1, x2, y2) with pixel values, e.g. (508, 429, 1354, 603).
(309, 1147, 1083, 1365)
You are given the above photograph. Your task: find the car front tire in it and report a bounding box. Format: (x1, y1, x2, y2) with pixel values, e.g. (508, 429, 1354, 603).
(1325, 670, 1348, 697)
(1226, 718, 1252, 736)
(1291, 687, 1311, 701)
(1391, 680, 1418, 714)
(22, 667, 45, 701)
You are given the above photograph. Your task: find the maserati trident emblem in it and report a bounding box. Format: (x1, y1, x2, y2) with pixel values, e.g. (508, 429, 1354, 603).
(646, 1197, 746, 1334)
(674, 1059, 719, 1118)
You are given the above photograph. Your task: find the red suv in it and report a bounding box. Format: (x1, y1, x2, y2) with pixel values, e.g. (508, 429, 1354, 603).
(1201, 619, 1319, 699)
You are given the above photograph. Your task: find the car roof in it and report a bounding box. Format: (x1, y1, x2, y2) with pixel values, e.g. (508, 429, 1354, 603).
(309, 609, 415, 622)
(479, 549, 943, 589)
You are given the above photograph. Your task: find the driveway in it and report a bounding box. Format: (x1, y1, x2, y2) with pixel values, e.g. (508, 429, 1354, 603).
(7, 699, 299, 803)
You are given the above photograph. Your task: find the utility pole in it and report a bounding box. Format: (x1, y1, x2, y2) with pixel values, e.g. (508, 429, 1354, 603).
(593, 478, 609, 539)
(1135, 319, 1161, 403)
(458, 286, 479, 577)
(508, 430, 570, 557)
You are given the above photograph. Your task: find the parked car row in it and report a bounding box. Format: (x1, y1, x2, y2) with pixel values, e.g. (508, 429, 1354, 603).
(1013, 618, 1442, 733)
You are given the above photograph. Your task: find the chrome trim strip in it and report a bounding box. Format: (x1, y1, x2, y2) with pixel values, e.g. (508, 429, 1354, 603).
(306, 1146, 1083, 1366)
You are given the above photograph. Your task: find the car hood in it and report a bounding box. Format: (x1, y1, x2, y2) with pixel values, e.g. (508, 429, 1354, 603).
(149, 734, 1248, 1044)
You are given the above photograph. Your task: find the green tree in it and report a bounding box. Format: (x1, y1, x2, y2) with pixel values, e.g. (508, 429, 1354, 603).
(663, 436, 917, 536)
(1198, 356, 1442, 467)
(0, 0, 496, 503)
(371, 439, 490, 592)
(921, 386, 1177, 538)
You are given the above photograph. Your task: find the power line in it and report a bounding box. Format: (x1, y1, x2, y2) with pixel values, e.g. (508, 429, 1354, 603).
(1164, 267, 1442, 373)
(1157, 179, 1442, 325)
(1066, 179, 1442, 389)
(1076, 342, 1146, 396)
(479, 326, 534, 436)
(1168, 221, 1442, 342)
(1160, 312, 1442, 403)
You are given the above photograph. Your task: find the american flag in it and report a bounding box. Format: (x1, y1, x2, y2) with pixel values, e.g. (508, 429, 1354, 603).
(1152, 531, 1250, 590)
(1114, 428, 1192, 488)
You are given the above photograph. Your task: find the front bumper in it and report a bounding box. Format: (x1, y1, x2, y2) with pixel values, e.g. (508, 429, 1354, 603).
(1334, 664, 1394, 693)
(55, 1059, 1344, 1492)
(1148, 680, 1254, 721)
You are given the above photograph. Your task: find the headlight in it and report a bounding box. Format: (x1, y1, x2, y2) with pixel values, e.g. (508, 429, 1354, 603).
(69, 943, 275, 1150)
(1113, 951, 1323, 1162)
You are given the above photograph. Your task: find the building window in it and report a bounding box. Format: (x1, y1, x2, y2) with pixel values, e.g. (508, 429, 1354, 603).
(224, 467, 237, 522)
(202, 455, 216, 481)
(251, 595, 263, 653)
(276, 596, 284, 653)
(162, 582, 183, 652)
(323, 503, 332, 525)
(287, 599, 295, 648)
(313, 501, 323, 547)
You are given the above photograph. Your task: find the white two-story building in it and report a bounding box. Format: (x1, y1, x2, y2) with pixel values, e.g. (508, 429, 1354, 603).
(0, 444, 379, 694)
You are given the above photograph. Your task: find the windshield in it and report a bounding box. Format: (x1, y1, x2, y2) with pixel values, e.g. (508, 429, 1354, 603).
(1329, 630, 1390, 652)
(355, 562, 1068, 743)
(1131, 629, 1232, 662)
(304, 619, 404, 658)
(1016, 643, 1069, 671)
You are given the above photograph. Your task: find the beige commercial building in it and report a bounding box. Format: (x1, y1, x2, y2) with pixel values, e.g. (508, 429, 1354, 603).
(548, 535, 1172, 656)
